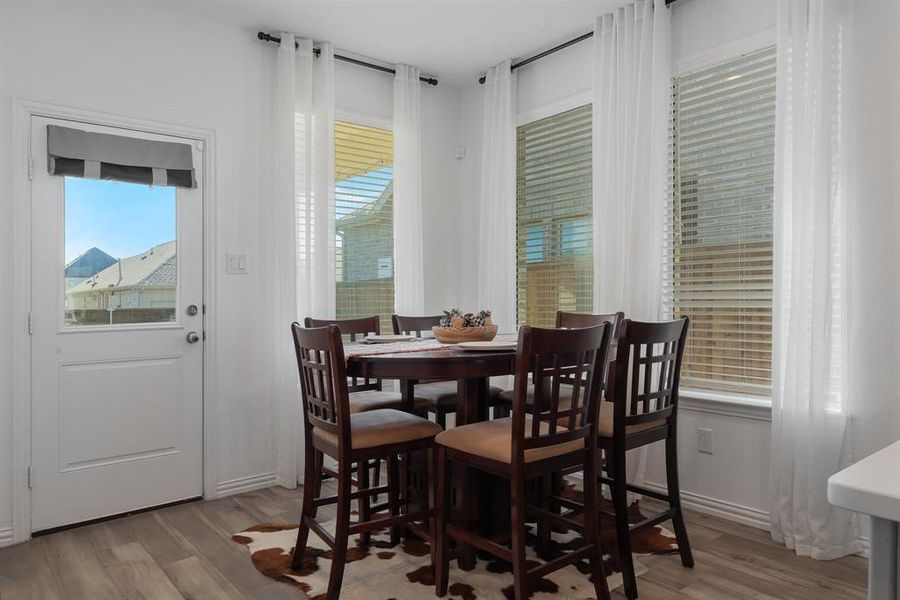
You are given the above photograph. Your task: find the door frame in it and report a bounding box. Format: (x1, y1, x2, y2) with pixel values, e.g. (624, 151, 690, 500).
(10, 97, 219, 544)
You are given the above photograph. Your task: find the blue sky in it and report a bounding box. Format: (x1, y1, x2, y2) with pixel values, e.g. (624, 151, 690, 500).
(335, 166, 393, 220)
(64, 178, 175, 264)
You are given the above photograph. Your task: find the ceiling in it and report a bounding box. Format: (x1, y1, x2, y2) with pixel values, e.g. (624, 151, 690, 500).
(157, 1, 631, 86)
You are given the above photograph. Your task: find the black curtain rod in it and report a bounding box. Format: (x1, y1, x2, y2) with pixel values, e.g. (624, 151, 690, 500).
(257, 32, 438, 86)
(477, 0, 678, 84)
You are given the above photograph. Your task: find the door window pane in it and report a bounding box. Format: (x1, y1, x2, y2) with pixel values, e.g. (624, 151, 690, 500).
(64, 178, 177, 326)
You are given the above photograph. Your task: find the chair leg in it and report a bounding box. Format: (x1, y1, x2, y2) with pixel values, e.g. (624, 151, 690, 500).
(584, 449, 612, 600)
(427, 447, 437, 569)
(388, 454, 402, 546)
(372, 458, 382, 504)
(435, 408, 447, 430)
(610, 448, 638, 600)
(434, 446, 450, 597)
(510, 471, 529, 600)
(536, 475, 552, 559)
(666, 430, 694, 568)
(325, 463, 353, 600)
(290, 446, 320, 571)
(357, 461, 371, 545)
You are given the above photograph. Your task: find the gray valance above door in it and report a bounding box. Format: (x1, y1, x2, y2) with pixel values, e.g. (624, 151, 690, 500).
(47, 125, 196, 188)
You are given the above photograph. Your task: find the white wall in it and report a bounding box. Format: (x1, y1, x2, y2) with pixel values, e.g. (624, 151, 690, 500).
(0, 0, 466, 542)
(0, 0, 276, 541)
(457, 0, 778, 528)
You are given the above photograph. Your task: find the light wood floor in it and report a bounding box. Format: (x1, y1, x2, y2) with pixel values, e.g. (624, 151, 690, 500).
(0, 484, 868, 599)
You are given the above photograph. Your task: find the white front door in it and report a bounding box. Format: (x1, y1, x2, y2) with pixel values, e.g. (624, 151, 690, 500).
(29, 116, 204, 531)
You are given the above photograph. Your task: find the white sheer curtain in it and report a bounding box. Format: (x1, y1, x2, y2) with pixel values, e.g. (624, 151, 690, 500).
(770, 0, 900, 559)
(592, 0, 670, 486)
(297, 42, 336, 322)
(592, 0, 670, 321)
(273, 34, 335, 487)
(477, 61, 517, 332)
(393, 64, 425, 315)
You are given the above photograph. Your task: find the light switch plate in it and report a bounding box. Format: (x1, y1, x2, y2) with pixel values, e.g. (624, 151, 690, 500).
(697, 427, 714, 455)
(226, 252, 248, 274)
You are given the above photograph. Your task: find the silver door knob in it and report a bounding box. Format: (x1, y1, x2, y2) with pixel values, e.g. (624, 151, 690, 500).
(186, 331, 201, 344)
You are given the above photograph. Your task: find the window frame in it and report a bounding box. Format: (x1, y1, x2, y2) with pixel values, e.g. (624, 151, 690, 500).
(515, 101, 594, 328)
(669, 30, 777, 407)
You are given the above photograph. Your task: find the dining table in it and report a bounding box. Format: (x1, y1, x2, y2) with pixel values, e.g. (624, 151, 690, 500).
(344, 336, 518, 569)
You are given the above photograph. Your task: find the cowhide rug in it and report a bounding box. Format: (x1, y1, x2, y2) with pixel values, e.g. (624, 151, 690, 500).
(233, 485, 678, 600)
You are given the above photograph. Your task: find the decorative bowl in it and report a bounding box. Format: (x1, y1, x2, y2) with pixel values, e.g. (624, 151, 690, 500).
(432, 325, 498, 344)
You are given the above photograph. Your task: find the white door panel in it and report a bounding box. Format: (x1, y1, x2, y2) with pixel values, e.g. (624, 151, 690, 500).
(30, 116, 204, 531)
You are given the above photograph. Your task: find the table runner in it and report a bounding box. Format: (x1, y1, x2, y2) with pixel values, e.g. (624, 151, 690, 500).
(343, 338, 446, 361)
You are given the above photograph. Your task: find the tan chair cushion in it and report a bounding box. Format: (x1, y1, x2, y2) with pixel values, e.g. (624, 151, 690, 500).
(435, 417, 583, 464)
(348, 390, 427, 414)
(313, 409, 442, 450)
(596, 401, 667, 438)
(415, 381, 503, 407)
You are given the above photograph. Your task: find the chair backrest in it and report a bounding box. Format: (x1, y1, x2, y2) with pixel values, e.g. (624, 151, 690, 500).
(305, 315, 380, 341)
(509, 323, 612, 465)
(608, 318, 689, 433)
(304, 316, 381, 392)
(555, 311, 624, 389)
(291, 323, 351, 453)
(392, 314, 441, 337)
(556, 311, 624, 335)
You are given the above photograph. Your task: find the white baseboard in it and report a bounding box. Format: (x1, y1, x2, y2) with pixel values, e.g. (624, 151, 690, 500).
(215, 472, 278, 498)
(0, 527, 13, 548)
(641, 481, 771, 530)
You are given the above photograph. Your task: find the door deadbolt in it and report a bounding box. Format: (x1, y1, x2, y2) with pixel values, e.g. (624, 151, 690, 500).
(186, 304, 199, 316)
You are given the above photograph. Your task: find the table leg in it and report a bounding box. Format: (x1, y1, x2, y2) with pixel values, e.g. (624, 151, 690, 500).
(454, 377, 488, 570)
(868, 516, 898, 600)
(400, 379, 417, 521)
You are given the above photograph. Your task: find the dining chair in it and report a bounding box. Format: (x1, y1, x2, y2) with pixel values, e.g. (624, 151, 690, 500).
(598, 317, 693, 600)
(432, 323, 613, 600)
(290, 323, 442, 600)
(305, 315, 428, 542)
(495, 311, 623, 413)
(392, 313, 505, 426)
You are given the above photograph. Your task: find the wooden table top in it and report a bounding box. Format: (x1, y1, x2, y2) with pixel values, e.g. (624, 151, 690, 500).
(345, 343, 517, 379)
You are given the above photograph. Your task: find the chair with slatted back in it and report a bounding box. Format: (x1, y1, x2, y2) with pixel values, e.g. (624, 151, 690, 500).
(598, 317, 693, 600)
(496, 311, 624, 414)
(432, 323, 613, 600)
(290, 323, 442, 600)
(305, 315, 428, 542)
(392, 314, 506, 426)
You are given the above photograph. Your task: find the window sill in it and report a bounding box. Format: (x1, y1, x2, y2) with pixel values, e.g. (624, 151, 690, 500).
(678, 388, 772, 422)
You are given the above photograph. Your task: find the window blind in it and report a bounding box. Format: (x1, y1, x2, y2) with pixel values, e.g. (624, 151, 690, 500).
(664, 45, 776, 395)
(516, 104, 593, 327)
(334, 121, 394, 332)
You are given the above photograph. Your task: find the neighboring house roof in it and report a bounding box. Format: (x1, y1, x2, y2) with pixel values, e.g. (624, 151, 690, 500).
(65, 247, 116, 278)
(337, 180, 393, 230)
(67, 241, 176, 294)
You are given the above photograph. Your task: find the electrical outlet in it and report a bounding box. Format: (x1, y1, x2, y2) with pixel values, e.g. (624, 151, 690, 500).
(697, 427, 714, 454)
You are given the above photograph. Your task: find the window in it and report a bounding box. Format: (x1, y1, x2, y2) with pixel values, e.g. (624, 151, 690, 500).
(664, 46, 776, 396)
(334, 121, 394, 331)
(64, 178, 176, 326)
(516, 104, 593, 327)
